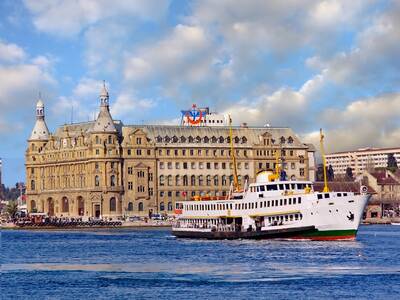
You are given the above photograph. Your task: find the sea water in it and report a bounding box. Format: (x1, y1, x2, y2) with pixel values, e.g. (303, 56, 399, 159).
(1, 225, 400, 299)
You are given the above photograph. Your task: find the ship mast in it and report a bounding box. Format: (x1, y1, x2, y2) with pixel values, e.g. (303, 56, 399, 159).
(229, 115, 239, 191)
(320, 128, 330, 192)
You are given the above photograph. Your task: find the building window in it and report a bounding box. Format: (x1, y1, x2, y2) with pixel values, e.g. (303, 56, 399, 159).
(62, 197, 69, 213)
(95, 175, 100, 187)
(222, 175, 227, 186)
(175, 162, 180, 169)
(206, 162, 211, 169)
(128, 167, 133, 175)
(214, 175, 219, 186)
(128, 202, 133, 211)
(96, 136, 100, 144)
(96, 149, 100, 155)
(168, 202, 173, 211)
(183, 162, 188, 169)
(110, 175, 116, 187)
(183, 175, 188, 186)
(291, 163, 296, 169)
(191, 162, 196, 169)
(168, 191, 172, 197)
(128, 182, 133, 190)
(199, 162, 204, 169)
(159, 175, 164, 186)
(31, 180, 35, 190)
(108, 136, 112, 144)
(167, 175, 172, 186)
(160, 202, 165, 211)
(138, 202, 144, 211)
(136, 149, 142, 155)
(136, 137, 142, 144)
(168, 162, 172, 169)
(191, 175, 196, 185)
(149, 188, 153, 196)
(300, 168, 305, 176)
(110, 197, 116, 212)
(299, 155, 305, 164)
(149, 173, 153, 181)
(222, 163, 226, 169)
(160, 162, 164, 169)
(175, 175, 180, 186)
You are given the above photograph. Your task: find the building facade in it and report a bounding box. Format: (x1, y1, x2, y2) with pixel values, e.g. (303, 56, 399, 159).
(326, 147, 400, 176)
(26, 84, 316, 218)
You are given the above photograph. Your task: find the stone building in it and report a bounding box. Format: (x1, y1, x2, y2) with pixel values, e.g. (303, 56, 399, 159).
(26, 84, 316, 218)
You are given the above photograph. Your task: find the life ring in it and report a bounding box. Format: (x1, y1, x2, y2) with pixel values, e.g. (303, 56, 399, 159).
(360, 185, 368, 194)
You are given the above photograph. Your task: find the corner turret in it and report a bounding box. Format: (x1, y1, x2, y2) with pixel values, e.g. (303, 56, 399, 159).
(30, 96, 50, 141)
(90, 81, 117, 133)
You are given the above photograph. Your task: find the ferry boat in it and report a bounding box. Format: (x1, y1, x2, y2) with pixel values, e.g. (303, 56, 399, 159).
(172, 128, 370, 240)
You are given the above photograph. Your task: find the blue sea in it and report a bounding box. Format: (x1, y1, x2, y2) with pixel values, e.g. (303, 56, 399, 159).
(1, 225, 400, 299)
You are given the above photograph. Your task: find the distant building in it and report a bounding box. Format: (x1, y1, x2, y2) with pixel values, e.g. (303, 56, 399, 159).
(361, 169, 400, 219)
(26, 83, 316, 218)
(326, 147, 400, 176)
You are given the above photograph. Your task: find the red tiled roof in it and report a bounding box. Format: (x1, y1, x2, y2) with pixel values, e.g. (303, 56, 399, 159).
(313, 181, 376, 194)
(370, 172, 398, 185)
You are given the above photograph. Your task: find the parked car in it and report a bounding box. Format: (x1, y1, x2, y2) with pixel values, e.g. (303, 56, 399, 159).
(128, 216, 142, 222)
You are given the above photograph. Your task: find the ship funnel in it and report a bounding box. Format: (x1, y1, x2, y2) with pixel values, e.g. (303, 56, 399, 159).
(256, 171, 274, 183)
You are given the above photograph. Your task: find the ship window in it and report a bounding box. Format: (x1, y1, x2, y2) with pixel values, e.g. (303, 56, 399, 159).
(291, 183, 296, 189)
(285, 184, 290, 189)
(280, 199, 283, 206)
(264, 201, 267, 207)
(275, 200, 278, 206)
(343, 193, 347, 196)
(295, 214, 299, 220)
(230, 204, 233, 209)
(290, 215, 293, 221)
(267, 185, 278, 191)
(259, 185, 265, 192)
(337, 193, 342, 197)
(317, 194, 323, 200)
(298, 197, 301, 203)
(279, 184, 284, 190)
(289, 198, 292, 205)
(324, 193, 330, 198)
(284, 199, 287, 205)
(293, 198, 297, 204)
(285, 215, 289, 221)
(260, 202, 263, 208)
(271, 201, 274, 207)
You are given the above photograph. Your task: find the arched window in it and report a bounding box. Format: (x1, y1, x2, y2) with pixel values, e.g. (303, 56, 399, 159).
(211, 136, 217, 143)
(180, 136, 186, 143)
(30, 200, 36, 210)
(172, 136, 178, 143)
(159, 175, 165, 186)
(206, 175, 211, 186)
(288, 136, 294, 144)
(110, 175, 116, 187)
(108, 135, 112, 144)
(214, 175, 219, 186)
(234, 136, 240, 143)
(198, 175, 204, 186)
(31, 143, 35, 151)
(160, 202, 165, 211)
(218, 136, 224, 143)
(191, 175, 196, 185)
(167, 175, 172, 186)
(183, 175, 188, 186)
(280, 136, 286, 144)
(95, 175, 100, 187)
(164, 135, 170, 143)
(95, 136, 100, 144)
(127, 202, 133, 211)
(138, 202, 144, 211)
(229, 175, 234, 184)
(203, 136, 209, 143)
(222, 175, 227, 186)
(156, 135, 162, 143)
(109, 197, 116, 212)
(168, 202, 173, 211)
(241, 136, 247, 144)
(31, 180, 35, 190)
(226, 136, 231, 143)
(196, 136, 201, 143)
(175, 175, 180, 186)
(62, 197, 69, 213)
(188, 136, 194, 143)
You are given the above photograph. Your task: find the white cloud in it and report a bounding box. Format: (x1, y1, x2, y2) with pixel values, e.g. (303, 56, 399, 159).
(124, 24, 213, 83)
(0, 41, 26, 62)
(24, 0, 171, 37)
(111, 91, 156, 119)
(302, 93, 400, 153)
(225, 73, 325, 128)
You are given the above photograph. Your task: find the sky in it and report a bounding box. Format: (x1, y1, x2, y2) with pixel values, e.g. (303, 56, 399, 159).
(0, 0, 400, 186)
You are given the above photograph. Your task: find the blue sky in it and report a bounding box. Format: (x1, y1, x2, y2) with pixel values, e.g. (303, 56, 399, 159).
(1, 0, 400, 186)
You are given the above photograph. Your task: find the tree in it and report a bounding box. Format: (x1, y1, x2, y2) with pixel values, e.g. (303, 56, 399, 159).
(6, 201, 18, 220)
(345, 167, 354, 181)
(327, 165, 334, 181)
(387, 153, 398, 172)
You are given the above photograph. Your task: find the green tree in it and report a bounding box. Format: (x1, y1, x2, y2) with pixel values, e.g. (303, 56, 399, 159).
(387, 153, 398, 172)
(6, 201, 18, 219)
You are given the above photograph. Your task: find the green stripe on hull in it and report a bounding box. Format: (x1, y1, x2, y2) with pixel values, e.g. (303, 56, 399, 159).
(301, 229, 357, 237)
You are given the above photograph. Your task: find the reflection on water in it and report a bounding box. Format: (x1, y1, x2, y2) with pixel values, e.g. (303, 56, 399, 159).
(2, 225, 400, 299)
